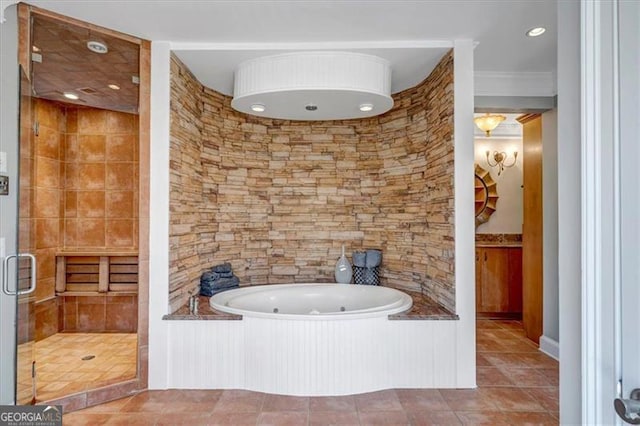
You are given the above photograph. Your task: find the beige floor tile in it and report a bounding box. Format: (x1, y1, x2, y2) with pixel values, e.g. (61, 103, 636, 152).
(35, 332, 136, 402)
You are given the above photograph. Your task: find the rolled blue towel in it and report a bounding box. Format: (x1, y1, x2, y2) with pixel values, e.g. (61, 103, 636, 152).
(212, 276, 240, 289)
(365, 249, 382, 267)
(201, 271, 220, 282)
(352, 251, 366, 267)
(211, 285, 239, 295)
(216, 271, 234, 279)
(213, 263, 232, 273)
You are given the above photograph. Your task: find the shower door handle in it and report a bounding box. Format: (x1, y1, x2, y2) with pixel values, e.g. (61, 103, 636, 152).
(2, 253, 37, 296)
(615, 389, 640, 424)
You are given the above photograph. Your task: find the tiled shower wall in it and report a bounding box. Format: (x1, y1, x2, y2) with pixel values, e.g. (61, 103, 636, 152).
(63, 108, 139, 249)
(169, 52, 455, 313)
(33, 99, 65, 340)
(29, 99, 139, 338)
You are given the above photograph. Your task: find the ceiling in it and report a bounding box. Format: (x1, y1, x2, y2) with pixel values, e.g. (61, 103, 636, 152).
(32, 14, 139, 113)
(175, 46, 450, 97)
(26, 1, 557, 98)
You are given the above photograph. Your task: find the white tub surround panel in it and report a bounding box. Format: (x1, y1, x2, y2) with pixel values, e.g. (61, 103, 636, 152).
(166, 318, 458, 395)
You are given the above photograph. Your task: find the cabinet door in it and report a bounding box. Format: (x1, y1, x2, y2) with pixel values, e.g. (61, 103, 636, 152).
(478, 248, 510, 312)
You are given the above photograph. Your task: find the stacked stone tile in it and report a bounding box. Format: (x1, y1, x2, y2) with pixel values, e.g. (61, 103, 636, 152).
(169, 52, 455, 313)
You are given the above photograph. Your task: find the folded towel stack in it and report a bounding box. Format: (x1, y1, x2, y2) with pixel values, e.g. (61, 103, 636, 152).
(200, 263, 240, 296)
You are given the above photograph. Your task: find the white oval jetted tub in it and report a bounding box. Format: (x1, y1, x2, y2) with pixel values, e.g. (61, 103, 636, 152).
(167, 282, 461, 396)
(209, 283, 413, 319)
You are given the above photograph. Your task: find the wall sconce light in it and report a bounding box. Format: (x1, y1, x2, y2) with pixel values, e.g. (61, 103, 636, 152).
(474, 113, 506, 137)
(486, 150, 518, 176)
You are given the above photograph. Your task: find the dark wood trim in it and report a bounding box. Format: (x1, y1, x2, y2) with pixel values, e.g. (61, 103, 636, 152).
(521, 114, 544, 344)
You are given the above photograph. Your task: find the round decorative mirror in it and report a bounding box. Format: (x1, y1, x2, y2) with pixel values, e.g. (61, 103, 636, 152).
(475, 164, 498, 227)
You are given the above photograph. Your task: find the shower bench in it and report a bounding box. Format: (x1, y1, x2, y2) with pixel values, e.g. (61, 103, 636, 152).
(55, 251, 138, 295)
(55, 251, 139, 332)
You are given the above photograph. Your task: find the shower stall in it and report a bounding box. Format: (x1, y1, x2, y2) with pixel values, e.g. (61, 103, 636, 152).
(5, 9, 142, 404)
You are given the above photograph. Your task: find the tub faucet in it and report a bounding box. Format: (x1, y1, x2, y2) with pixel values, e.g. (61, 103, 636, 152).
(189, 292, 199, 315)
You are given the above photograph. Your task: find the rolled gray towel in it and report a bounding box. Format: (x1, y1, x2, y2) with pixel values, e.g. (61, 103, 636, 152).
(213, 263, 232, 273)
(352, 251, 366, 267)
(365, 249, 382, 267)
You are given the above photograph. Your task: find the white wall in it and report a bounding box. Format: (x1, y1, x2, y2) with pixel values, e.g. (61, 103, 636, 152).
(453, 39, 477, 388)
(541, 109, 559, 356)
(148, 41, 171, 389)
(0, 5, 19, 405)
(557, 0, 582, 423)
(474, 137, 523, 234)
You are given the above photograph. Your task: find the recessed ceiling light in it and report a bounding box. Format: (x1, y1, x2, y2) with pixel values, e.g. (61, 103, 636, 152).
(87, 40, 108, 54)
(108, 84, 120, 90)
(359, 103, 374, 112)
(251, 103, 265, 112)
(305, 104, 318, 111)
(526, 27, 546, 37)
(63, 92, 79, 100)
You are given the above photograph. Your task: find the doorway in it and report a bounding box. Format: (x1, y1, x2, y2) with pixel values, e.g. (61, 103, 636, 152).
(473, 110, 557, 352)
(12, 4, 150, 408)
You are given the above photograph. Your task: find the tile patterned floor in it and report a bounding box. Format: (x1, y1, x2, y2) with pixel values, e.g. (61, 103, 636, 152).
(62, 320, 559, 425)
(35, 333, 137, 402)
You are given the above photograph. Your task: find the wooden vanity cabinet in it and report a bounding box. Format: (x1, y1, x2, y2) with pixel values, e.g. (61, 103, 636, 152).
(475, 246, 523, 317)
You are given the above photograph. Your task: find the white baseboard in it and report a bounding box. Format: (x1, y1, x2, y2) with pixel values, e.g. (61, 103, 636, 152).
(539, 335, 559, 360)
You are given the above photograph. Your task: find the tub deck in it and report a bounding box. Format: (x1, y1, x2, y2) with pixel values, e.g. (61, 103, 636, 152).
(163, 288, 457, 321)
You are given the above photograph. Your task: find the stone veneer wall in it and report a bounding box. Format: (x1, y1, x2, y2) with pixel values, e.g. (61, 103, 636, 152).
(169, 52, 455, 312)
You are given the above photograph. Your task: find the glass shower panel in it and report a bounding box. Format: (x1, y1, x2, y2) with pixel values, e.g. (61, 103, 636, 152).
(15, 65, 36, 405)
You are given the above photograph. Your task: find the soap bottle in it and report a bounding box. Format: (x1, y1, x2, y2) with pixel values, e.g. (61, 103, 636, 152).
(334, 245, 353, 284)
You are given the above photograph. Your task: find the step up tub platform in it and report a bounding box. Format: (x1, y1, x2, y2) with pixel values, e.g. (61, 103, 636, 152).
(163, 283, 459, 396)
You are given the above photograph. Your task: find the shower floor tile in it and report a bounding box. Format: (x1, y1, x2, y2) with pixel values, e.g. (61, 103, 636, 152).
(35, 333, 137, 402)
(63, 320, 560, 425)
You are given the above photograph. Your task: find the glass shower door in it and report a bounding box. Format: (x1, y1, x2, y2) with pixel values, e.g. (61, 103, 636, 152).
(12, 65, 36, 405)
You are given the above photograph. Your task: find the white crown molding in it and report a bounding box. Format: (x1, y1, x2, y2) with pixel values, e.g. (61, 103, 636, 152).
(475, 71, 557, 97)
(0, 0, 19, 23)
(170, 39, 454, 51)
